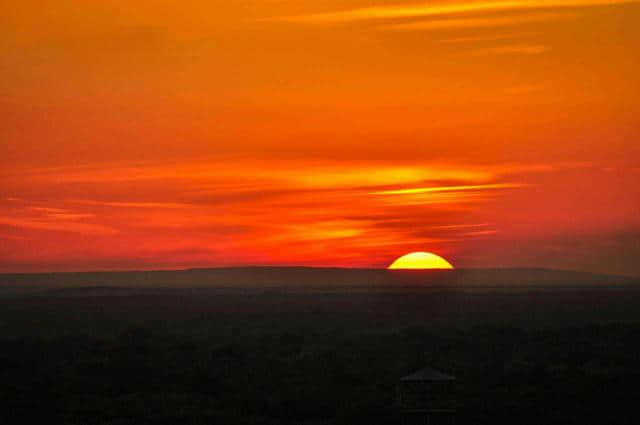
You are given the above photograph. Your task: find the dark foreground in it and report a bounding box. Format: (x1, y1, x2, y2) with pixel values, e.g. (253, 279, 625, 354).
(1, 268, 639, 425)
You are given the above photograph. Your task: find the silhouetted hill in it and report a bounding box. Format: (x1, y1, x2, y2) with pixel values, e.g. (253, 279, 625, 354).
(0, 267, 636, 294)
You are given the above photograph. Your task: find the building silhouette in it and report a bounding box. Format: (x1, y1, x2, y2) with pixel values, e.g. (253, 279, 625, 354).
(397, 367, 456, 425)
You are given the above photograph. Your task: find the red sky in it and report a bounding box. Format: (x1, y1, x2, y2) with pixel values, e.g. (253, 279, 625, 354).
(1, 1, 639, 275)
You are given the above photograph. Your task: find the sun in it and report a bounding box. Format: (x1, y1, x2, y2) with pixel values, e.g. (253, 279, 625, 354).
(388, 252, 454, 270)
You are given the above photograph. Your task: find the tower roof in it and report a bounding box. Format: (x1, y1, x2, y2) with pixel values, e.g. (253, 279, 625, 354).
(400, 367, 455, 382)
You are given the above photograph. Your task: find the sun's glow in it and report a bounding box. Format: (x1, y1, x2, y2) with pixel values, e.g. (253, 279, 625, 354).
(388, 252, 454, 270)
(1, 0, 638, 274)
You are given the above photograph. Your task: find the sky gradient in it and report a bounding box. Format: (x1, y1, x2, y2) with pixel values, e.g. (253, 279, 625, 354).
(2, 1, 639, 274)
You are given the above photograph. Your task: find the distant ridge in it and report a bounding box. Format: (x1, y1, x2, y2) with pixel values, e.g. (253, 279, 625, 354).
(0, 267, 636, 293)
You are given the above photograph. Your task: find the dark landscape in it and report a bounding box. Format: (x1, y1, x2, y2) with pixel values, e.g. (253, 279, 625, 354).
(1, 267, 639, 425)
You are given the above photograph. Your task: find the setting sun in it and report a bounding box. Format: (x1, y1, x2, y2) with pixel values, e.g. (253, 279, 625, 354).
(388, 252, 454, 270)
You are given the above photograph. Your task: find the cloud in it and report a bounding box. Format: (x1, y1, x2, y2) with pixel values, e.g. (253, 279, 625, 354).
(430, 223, 491, 229)
(269, 0, 637, 24)
(0, 159, 552, 271)
(0, 217, 118, 236)
(69, 200, 193, 209)
(380, 13, 566, 31)
(437, 32, 536, 43)
(472, 44, 551, 54)
(6, 159, 637, 272)
(370, 183, 525, 195)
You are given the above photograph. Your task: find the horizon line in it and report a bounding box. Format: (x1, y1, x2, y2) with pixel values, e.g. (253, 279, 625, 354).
(0, 265, 635, 279)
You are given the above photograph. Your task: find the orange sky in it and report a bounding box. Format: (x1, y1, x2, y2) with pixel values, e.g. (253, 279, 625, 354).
(1, 1, 639, 275)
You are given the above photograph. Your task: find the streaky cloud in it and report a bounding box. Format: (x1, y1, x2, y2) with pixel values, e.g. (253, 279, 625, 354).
(370, 183, 526, 195)
(380, 13, 567, 31)
(269, 0, 637, 24)
(471, 44, 551, 54)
